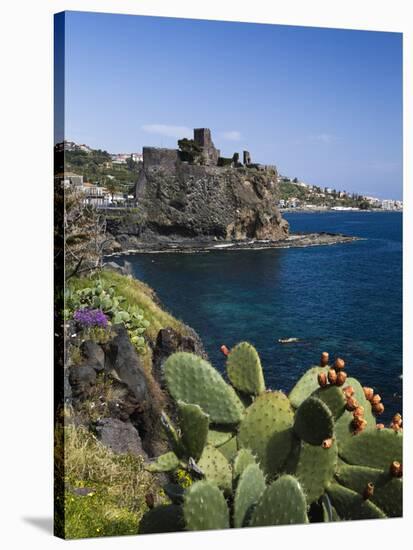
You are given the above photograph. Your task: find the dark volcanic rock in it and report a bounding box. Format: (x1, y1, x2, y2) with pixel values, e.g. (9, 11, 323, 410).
(152, 327, 207, 384)
(104, 325, 150, 403)
(68, 365, 97, 399)
(106, 163, 289, 249)
(95, 417, 147, 457)
(80, 340, 105, 372)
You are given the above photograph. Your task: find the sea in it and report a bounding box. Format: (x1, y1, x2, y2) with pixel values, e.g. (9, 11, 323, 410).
(112, 211, 402, 421)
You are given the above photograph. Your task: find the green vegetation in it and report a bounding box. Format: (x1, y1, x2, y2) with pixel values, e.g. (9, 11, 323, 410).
(177, 138, 203, 164)
(68, 270, 191, 344)
(65, 149, 138, 192)
(279, 180, 370, 209)
(55, 422, 165, 539)
(140, 343, 402, 531)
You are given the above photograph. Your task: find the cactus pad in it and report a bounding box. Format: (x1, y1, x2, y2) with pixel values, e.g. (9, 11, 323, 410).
(226, 342, 265, 396)
(233, 448, 257, 479)
(234, 463, 266, 528)
(313, 385, 346, 420)
(238, 391, 294, 475)
(294, 396, 334, 445)
(178, 401, 209, 461)
(207, 428, 234, 448)
(326, 482, 386, 520)
(146, 451, 180, 473)
(216, 435, 238, 462)
(336, 463, 402, 517)
(289, 366, 328, 409)
(197, 445, 233, 494)
(250, 475, 308, 526)
(339, 428, 402, 470)
(138, 504, 185, 534)
(183, 480, 229, 531)
(163, 352, 244, 424)
(285, 439, 338, 503)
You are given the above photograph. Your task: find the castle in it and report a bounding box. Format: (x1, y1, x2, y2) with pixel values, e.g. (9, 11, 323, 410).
(140, 128, 276, 172)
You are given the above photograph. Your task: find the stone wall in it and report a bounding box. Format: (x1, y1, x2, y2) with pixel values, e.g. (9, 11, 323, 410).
(142, 147, 178, 171)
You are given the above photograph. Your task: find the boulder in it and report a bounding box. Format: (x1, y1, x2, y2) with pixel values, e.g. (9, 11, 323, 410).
(104, 325, 150, 403)
(68, 365, 96, 399)
(95, 418, 147, 458)
(80, 340, 105, 372)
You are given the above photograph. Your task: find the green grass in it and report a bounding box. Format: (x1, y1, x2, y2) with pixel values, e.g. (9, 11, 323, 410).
(55, 423, 167, 539)
(68, 270, 191, 343)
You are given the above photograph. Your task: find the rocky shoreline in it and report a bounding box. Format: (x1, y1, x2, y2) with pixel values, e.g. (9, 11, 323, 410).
(106, 232, 360, 256)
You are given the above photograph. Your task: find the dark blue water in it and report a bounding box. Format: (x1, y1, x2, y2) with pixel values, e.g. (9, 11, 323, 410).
(114, 212, 402, 421)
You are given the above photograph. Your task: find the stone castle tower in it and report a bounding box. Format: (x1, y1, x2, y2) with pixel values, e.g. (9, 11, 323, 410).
(193, 128, 220, 166)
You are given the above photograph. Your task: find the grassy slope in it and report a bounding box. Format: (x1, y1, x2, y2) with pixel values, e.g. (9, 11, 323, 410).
(61, 270, 194, 538)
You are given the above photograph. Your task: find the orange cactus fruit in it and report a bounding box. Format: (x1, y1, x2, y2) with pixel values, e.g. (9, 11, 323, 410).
(392, 413, 402, 426)
(372, 402, 384, 416)
(322, 438, 333, 449)
(363, 387, 374, 401)
(318, 372, 328, 387)
(353, 406, 365, 418)
(320, 352, 329, 366)
(220, 345, 230, 357)
(335, 371, 347, 386)
(363, 482, 375, 500)
(390, 422, 402, 433)
(390, 461, 402, 478)
(376, 423, 385, 430)
(346, 396, 359, 411)
(334, 357, 345, 370)
(371, 394, 382, 405)
(343, 386, 355, 398)
(328, 368, 337, 385)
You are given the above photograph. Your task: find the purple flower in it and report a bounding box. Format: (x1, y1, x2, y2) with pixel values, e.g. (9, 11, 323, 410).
(73, 308, 108, 328)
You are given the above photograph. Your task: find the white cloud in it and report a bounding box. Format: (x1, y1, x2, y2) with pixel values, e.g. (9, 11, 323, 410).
(141, 124, 192, 138)
(309, 133, 335, 144)
(219, 130, 241, 141)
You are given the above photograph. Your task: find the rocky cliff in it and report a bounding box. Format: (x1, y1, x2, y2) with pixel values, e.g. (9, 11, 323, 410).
(107, 162, 289, 251)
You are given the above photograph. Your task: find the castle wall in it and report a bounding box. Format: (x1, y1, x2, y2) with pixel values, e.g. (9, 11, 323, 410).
(143, 147, 178, 171)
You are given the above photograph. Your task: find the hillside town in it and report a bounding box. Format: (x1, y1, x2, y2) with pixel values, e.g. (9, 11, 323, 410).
(54, 139, 403, 211)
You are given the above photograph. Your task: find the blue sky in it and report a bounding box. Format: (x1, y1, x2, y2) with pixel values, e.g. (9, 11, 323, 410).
(60, 11, 403, 199)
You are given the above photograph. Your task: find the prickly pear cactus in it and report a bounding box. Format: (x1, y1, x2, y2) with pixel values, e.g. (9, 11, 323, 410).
(339, 428, 402, 470)
(183, 480, 229, 531)
(285, 439, 338, 503)
(238, 391, 294, 475)
(177, 400, 209, 461)
(326, 482, 387, 520)
(146, 451, 180, 473)
(233, 463, 266, 528)
(163, 352, 244, 424)
(197, 445, 233, 494)
(250, 475, 308, 526)
(233, 448, 257, 479)
(226, 342, 265, 396)
(294, 396, 334, 445)
(289, 366, 328, 408)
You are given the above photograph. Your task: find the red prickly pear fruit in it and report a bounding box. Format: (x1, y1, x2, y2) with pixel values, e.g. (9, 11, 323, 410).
(390, 461, 402, 478)
(363, 482, 375, 500)
(334, 357, 345, 370)
(352, 417, 367, 434)
(220, 345, 230, 357)
(346, 396, 359, 411)
(376, 423, 385, 430)
(343, 386, 355, 398)
(320, 352, 329, 366)
(363, 387, 374, 401)
(372, 402, 384, 416)
(353, 406, 365, 418)
(327, 368, 337, 385)
(335, 371, 347, 386)
(392, 413, 402, 426)
(322, 438, 333, 449)
(318, 372, 328, 387)
(390, 422, 402, 433)
(371, 394, 382, 405)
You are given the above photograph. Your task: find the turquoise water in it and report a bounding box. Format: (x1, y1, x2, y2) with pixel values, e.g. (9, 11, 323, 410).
(114, 211, 402, 421)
